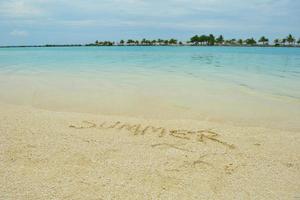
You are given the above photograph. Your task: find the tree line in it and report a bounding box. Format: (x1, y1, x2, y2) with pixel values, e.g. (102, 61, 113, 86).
(88, 38, 181, 46)
(89, 34, 300, 47)
(2, 34, 299, 48)
(189, 34, 299, 46)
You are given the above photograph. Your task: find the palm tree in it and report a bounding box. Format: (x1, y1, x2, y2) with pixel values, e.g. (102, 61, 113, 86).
(151, 40, 157, 45)
(207, 34, 215, 45)
(157, 39, 164, 45)
(105, 41, 113, 46)
(216, 35, 224, 45)
(120, 40, 125, 45)
(141, 38, 147, 45)
(127, 39, 135, 45)
(230, 39, 236, 45)
(297, 38, 300, 46)
(274, 39, 280, 46)
(190, 35, 200, 45)
(259, 36, 269, 45)
(245, 38, 257, 46)
(169, 38, 178, 45)
(286, 34, 295, 45)
(237, 39, 243, 45)
(223, 39, 235, 45)
(199, 35, 208, 45)
(264, 37, 269, 45)
(281, 38, 287, 46)
(145, 39, 151, 45)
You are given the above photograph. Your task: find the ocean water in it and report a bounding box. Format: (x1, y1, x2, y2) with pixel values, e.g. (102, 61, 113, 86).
(0, 46, 300, 130)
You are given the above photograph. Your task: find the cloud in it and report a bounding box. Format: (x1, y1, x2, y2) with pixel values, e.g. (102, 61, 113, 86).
(1, 0, 296, 19)
(10, 30, 29, 37)
(0, 0, 299, 45)
(0, 0, 45, 18)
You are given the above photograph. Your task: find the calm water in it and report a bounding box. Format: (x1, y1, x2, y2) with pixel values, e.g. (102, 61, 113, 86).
(1, 46, 300, 130)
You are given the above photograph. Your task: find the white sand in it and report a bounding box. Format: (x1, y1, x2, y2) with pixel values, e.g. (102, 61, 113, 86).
(0, 101, 299, 199)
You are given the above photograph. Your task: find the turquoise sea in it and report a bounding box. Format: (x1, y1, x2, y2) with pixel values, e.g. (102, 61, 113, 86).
(0, 46, 300, 130)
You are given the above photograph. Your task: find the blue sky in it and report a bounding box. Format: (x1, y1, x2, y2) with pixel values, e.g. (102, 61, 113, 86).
(0, 0, 299, 45)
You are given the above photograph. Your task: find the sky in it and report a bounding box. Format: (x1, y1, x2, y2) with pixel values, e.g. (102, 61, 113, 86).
(0, 0, 300, 45)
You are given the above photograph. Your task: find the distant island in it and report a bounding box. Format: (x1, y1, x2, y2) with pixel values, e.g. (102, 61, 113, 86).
(1, 34, 300, 48)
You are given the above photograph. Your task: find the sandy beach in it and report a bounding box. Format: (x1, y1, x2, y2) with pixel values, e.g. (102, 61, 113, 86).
(1, 101, 299, 199)
(1, 0, 300, 198)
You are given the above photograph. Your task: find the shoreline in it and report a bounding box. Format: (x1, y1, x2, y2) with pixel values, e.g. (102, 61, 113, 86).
(1, 45, 299, 199)
(1, 45, 300, 48)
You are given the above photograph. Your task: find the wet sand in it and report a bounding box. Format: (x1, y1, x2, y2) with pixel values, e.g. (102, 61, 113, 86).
(0, 101, 299, 199)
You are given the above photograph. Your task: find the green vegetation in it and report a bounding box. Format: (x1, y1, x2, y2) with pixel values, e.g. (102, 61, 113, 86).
(237, 39, 243, 45)
(189, 34, 215, 45)
(274, 39, 280, 46)
(2, 34, 300, 48)
(259, 36, 269, 45)
(216, 35, 224, 45)
(92, 40, 114, 46)
(286, 34, 295, 45)
(245, 38, 257, 46)
(89, 34, 299, 47)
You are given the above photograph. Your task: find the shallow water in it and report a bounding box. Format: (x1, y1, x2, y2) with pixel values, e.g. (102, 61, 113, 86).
(0, 46, 300, 130)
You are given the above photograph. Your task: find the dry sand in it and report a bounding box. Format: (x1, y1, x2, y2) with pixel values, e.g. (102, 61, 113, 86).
(0, 101, 299, 199)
